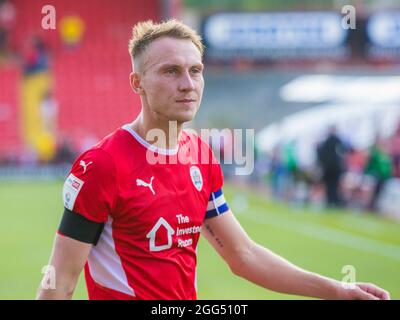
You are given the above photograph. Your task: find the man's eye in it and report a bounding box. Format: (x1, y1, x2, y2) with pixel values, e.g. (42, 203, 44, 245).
(166, 68, 178, 74)
(191, 68, 202, 74)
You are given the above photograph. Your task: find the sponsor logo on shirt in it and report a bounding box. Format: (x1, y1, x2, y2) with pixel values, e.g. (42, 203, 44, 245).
(136, 176, 155, 195)
(71, 180, 81, 190)
(79, 160, 93, 174)
(146, 214, 202, 252)
(63, 173, 84, 211)
(146, 217, 174, 252)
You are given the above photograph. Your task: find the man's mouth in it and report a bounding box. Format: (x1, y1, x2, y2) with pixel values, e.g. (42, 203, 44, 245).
(176, 99, 196, 103)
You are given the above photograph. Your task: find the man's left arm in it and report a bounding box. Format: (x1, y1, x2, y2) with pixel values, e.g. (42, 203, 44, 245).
(201, 210, 390, 300)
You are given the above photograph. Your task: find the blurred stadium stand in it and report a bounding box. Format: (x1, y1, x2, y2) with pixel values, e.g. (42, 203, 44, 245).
(1, 0, 162, 162)
(1, 0, 400, 219)
(0, 63, 21, 158)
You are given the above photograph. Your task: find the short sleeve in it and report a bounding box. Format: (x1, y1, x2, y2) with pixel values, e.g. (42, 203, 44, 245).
(205, 146, 229, 219)
(62, 148, 116, 223)
(210, 148, 224, 193)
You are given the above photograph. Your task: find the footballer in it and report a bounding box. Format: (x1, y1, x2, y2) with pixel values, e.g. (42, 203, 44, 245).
(37, 20, 390, 300)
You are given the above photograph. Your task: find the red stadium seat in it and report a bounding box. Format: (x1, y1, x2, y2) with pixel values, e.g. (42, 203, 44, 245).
(0, 64, 22, 156)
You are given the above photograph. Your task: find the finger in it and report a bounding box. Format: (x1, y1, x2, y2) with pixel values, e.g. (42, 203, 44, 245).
(354, 287, 379, 300)
(357, 283, 390, 300)
(381, 291, 391, 300)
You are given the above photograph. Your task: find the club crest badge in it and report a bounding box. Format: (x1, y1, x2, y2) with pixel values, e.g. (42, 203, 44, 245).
(190, 166, 203, 191)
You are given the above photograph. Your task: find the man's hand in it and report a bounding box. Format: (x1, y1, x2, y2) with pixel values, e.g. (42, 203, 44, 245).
(201, 211, 391, 300)
(339, 283, 391, 300)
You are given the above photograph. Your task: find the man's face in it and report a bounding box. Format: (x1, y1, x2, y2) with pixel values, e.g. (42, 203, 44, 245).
(133, 37, 204, 124)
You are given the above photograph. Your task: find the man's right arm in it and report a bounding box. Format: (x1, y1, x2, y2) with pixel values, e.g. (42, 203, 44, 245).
(36, 234, 92, 300)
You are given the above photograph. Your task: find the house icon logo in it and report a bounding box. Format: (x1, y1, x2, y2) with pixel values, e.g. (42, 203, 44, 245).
(146, 217, 175, 252)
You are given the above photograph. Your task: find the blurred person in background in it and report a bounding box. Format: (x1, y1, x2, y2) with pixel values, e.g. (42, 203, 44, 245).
(0, 0, 15, 60)
(0, 24, 6, 59)
(317, 126, 347, 208)
(342, 147, 368, 210)
(388, 122, 400, 178)
(59, 15, 85, 48)
(282, 140, 299, 203)
(54, 135, 77, 165)
(21, 35, 49, 75)
(268, 144, 287, 200)
(364, 137, 393, 212)
(40, 90, 58, 135)
(268, 141, 299, 202)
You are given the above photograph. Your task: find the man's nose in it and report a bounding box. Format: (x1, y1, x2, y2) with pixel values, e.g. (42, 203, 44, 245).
(178, 71, 195, 91)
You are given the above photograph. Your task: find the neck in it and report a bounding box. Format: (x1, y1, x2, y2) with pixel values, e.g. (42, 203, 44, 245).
(129, 113, 183, 150)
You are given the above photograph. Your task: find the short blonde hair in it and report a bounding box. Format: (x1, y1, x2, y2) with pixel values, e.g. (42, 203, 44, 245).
(128, 19, 204, 67)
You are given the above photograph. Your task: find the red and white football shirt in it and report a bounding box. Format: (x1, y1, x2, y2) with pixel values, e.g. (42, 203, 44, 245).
(61, 125, 229, 300)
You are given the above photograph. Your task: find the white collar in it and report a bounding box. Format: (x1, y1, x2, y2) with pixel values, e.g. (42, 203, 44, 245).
(122, 124, 179, 156)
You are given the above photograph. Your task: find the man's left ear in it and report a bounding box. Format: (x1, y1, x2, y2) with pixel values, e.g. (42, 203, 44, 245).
(129, 72, 144, 94)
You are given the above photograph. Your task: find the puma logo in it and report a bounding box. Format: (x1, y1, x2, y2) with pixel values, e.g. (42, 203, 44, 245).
(136, 176, 155, 195)
(79, 160, 93, 174)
